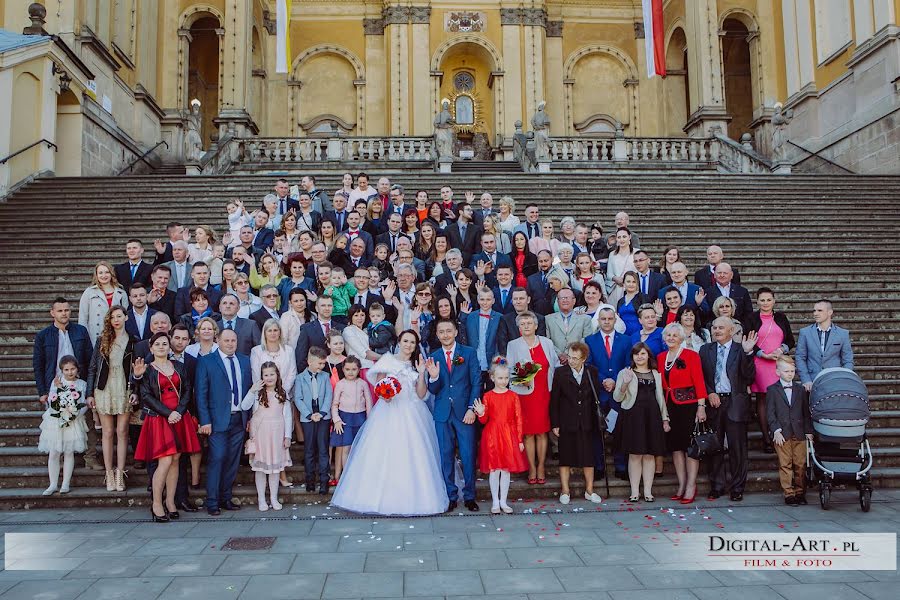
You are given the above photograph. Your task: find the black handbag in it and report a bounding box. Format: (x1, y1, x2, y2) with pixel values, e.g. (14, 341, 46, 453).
(585, 370, 607, 433)
(687, 420, 721, 460)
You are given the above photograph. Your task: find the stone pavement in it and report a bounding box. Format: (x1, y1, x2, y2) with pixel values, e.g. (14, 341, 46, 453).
(0, 490, 898, 600)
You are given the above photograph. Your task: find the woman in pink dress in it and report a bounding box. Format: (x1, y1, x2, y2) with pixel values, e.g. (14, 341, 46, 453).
(745, 287, 795, 454)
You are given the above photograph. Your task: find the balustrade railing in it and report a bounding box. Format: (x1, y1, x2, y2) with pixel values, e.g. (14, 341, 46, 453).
(712, 134, 773, 174)
(239, 137, 434, 164)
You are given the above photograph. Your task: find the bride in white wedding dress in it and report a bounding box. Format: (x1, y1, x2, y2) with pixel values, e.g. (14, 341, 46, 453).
(330, 330, 449, 515)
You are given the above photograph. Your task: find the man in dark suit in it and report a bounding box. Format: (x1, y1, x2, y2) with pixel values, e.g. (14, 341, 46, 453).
(125, 283, 157, 342)
(196, 329, 252, 515)
(32, 297, 99, 470)
(147, 265, 176, 321)
(694, 245, 741, 290)
(704, 262, 752, 323)
(585, 308, 632, 477)
(445, 202, 481, 264)
(633, 250, 667, 299)
(153, 222, 185, 264)
(344, 211, 374, 259)
(250, 211, 274, 251)
(375, 213, 407, 253)
(134, 312, 173, 359)
(115, 239, 153, 288)
(249, 284, 281, 329)
(471, 192, 496, 228)
(346, 238, 372, 270)
(174, 263, 222, 319)
(263, 178, 300, 217)
(383, 184, 411, 218)
(496, 288, 547, 352)
(658, 262, 709, 312)
(491, 266, 516, 315)
(216, 294, 260, 356)
(324, 193, 352, 232)
(294, 296, 346, 372)
(526, 250, 554, 316)
(470, 232, 513, 289)
(700, 317, 757, 501)
(438, 185, 458, 223)
(432, 250, 465, 293)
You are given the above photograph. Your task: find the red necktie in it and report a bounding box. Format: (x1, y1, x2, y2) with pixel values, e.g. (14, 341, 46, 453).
(604, 334, 612, 358)
(445, 350, 453, 372)
(323, 322, 331, 336)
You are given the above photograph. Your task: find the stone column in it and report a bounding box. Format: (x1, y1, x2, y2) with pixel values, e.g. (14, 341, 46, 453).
(384, 5, 410, 135)
(364, 17, 387, 135)
(544, 20, 565, 139)
(216, 0, 258, 137)
(409, 6, 432, 136)
(522, 8, 547, 128)
(500, 7, 524, 136)
(683, 0, 730, 137)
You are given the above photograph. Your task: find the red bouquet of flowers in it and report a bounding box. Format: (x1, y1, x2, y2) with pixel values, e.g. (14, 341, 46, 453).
(511, 361, 542, 386)
(374, 376, 402, 402)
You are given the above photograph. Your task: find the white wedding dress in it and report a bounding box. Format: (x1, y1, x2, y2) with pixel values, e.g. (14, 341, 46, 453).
(330, 353, 449, 515)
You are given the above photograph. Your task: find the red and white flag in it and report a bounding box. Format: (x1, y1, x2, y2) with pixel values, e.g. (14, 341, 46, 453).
(642, 0, 666, 78)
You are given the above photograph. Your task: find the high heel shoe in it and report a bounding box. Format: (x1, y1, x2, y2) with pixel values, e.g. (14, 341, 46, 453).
(669, 493, 683, 501)
(165, 504, 180, 519)
(105, 469, 115, 492)
(114, 468, 126, 492)
(151, 507, 170, 523)
(679, 494, 696, 505)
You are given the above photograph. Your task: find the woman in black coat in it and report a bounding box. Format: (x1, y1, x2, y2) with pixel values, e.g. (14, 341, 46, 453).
(744, 287, 796, 453)
(549, 341, 604, 505)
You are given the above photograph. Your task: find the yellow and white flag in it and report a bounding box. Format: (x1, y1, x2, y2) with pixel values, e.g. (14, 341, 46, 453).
(275, 0, 292, 73)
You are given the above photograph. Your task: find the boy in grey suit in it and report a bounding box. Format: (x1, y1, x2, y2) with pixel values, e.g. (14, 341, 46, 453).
(766, 356, 813, 506)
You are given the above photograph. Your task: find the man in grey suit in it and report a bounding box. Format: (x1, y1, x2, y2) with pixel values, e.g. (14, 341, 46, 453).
(162, 241, 193, 292)
(544, 289, 593, 365)
(216, 294, 261, 356)
(700, 317, 757, 502)
(795, 299, 854, 391)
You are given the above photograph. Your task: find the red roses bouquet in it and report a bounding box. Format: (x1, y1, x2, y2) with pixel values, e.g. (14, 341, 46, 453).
(511, 361, 542, 386)
(374, 376, 402, 402)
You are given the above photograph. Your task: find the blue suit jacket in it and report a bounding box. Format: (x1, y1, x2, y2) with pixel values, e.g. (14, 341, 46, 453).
(252, 228, 275, 251)
(427, 344, 481, 423)
(195, 352, 252, 433)
(32, 324, 93, 396)
(464, 311, 502, 370)
(795, 324, 854, 385)
(469, 252, 513, 288)
(585, 330, 631, 408)
(294, 369, 334, 422)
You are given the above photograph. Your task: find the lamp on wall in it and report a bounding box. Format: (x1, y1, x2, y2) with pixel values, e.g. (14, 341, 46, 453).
(52, 62, 71, 94)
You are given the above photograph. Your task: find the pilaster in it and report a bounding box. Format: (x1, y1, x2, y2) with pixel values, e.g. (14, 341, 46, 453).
(410, 6, 432, 136)
(364, 17, 387, 136)
(684, 0, 730, 136)
(544, 20, 565, 140)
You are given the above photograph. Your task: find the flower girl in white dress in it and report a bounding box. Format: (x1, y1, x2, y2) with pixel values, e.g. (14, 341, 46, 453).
(38, 356, 89, 495)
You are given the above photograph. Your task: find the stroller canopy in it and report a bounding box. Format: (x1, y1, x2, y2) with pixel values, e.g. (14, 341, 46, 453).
(810, 367, 870, 423)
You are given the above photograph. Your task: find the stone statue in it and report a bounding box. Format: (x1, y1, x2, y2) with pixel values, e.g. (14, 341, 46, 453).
(771, 102, 793, 162)
(184, 99, 204, 163)
(434, 99, 455, 161)
(531, 101, 551, 162)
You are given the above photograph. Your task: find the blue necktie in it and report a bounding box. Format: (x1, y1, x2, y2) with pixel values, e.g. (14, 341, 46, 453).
(228, 355, 239, 407)
(501, 288, 507, 306)
(130, 264, 138, 281)
(224, 320, 233, 331)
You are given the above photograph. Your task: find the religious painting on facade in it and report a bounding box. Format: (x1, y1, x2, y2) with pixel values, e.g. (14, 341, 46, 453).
(445, 11, 486, 32)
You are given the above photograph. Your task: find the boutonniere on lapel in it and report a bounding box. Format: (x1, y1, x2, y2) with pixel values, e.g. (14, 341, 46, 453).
(674, 358, 686, 369)
(452, 356, 465, 366)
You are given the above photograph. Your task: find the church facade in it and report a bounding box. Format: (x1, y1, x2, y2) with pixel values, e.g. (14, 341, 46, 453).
(0, 0, 898, 193)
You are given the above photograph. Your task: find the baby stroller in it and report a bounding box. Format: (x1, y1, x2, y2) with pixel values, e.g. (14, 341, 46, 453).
(806, 368, 873, 511)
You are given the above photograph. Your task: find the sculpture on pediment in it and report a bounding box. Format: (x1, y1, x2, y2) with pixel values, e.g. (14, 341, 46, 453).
(184, 99, 204, 162)
(531, 101, 551, 162)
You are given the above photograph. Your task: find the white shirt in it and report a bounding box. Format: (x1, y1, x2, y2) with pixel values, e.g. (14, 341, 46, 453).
(218, 349, 243, 412)
(430, 344, 457, 383)
(56, 326, 74, 377)
(132, 307, 148, 337)
(571, 366, 584, 385)
(320, 320, 333, 337)
(780, 378, 793, 405)
(673, 281, 689, 302)
(716, 283, 731, 298)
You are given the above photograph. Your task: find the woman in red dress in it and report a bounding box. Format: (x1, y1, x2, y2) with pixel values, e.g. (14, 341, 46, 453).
(474, 362, 528, 513)
(506, 312, 561, 485)
(508, 231, 537, 288)
(134, 332, 202, 522)
(657, 323, 708, 505)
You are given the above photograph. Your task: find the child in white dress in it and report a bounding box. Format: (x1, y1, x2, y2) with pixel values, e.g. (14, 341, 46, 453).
(38, 356, 89, 495)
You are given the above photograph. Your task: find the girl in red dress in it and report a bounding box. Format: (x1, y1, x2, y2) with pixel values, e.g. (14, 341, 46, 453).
(474, 361, 528, 514)
(134, 333, 202, 522)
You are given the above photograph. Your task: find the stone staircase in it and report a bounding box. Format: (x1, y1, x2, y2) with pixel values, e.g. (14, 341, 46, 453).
(1, 171, 899, 509)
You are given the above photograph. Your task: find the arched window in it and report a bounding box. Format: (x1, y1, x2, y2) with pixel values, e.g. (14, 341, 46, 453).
(455, 95, 474, 124)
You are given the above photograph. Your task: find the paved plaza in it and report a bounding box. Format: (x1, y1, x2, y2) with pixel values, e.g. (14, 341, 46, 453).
(0, 490, 897, 600)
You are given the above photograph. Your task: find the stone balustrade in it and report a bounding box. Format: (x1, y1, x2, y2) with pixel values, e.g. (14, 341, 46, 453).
(238, 137, 435, 164)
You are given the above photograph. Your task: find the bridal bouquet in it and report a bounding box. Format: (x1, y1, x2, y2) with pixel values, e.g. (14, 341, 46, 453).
(374, 376, 402, 403)
(48, 383, 86, 428)
(511, 361, 542, 386)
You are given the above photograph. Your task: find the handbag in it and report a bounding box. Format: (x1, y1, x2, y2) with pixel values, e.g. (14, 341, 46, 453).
(687, 420, 722, 460)
(585, 369, 607, 433)
(244, 437, 257, 455)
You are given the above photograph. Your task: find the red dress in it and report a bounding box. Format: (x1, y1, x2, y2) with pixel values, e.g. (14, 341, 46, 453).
(478, 390, 529, 473)
(135, 371, 202, 460)
(513, 253, 527, 288)
(521, 343, 552, 435)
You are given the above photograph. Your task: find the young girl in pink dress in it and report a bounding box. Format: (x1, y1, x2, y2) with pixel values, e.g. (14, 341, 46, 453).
(330, 356, 372, 485)
(243, 362, 293, 511)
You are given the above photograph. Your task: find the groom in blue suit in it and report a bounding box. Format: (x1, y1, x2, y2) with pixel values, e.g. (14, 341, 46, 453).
(426, 317, 482, 512)
(196, 329, 252, 515)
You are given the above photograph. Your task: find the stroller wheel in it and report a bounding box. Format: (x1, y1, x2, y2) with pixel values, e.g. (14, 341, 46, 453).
(819, 484, 831, 510)
(860, 488, 872, 513)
